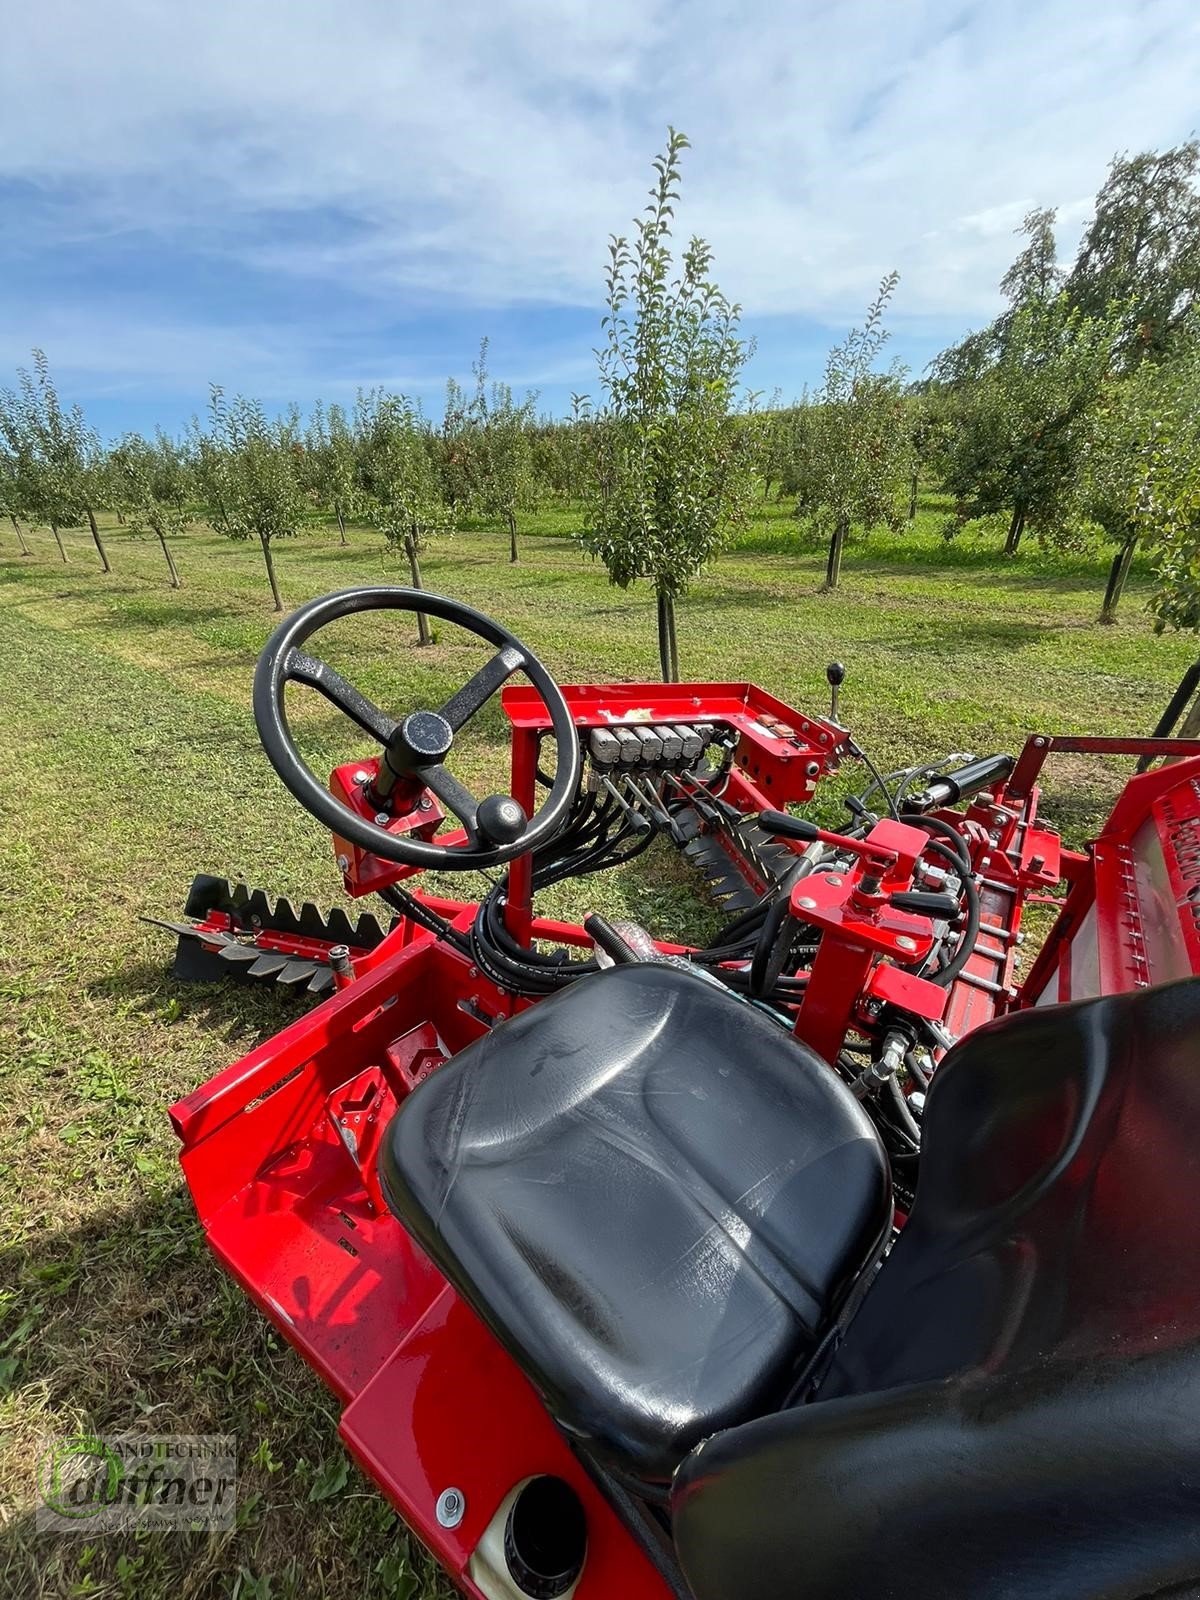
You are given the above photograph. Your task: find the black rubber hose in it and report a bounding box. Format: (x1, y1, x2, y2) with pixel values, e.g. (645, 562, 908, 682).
(748, 857, 815, 997)
(908, 812, 972, 873)
(929, 867, 980, 987)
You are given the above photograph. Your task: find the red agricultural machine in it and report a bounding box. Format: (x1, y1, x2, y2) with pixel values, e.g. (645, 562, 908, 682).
(161, 587, 1200, 1600)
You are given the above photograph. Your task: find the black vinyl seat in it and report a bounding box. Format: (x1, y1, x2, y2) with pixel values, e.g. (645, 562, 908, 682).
(379, 963, 891, 1483)
(670, 977, 1200, 1600)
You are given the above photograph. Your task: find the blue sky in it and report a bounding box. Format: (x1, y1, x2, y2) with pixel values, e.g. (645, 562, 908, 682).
(3, 0, 1199, 439)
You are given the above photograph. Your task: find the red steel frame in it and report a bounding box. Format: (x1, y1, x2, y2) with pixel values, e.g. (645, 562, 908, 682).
(168, 688, 1200, 1598)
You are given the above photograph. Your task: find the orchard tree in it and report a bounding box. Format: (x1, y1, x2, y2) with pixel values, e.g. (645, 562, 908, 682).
(306, 401, 356, 544)
(935, 208, 1064, 385)
(904, 387, 953, 520)
(1121, 335, 1200, 636)
(1079, 366, 1164, 622)
(2, 351, 112, 570)
(1066, 142, 1200, 368)
(758, 402, 807, 503)
(0, 407, 32, 554)
(942, 296, 1117, 554)
(353, 390, 452, 645)
(111, 431, 191, 587)
(205, 387, 306, 610)
(439, 377, 478, 515)
(467, 342, 538, 562)
(583, 128, 756, 679)
(804, 274, 911, 591)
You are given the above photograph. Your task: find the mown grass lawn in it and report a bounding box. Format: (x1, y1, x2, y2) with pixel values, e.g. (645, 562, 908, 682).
(1, 496, 1194, 1599)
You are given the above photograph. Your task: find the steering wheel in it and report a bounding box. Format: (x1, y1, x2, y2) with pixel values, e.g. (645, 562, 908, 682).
(253, 587, 581, 871)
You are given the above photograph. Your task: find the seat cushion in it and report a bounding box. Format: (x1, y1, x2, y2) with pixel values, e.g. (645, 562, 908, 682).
(379, 964, 891, 1483)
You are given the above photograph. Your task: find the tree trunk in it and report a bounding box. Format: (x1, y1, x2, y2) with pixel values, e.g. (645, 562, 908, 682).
(1100, 530, 1137, 624)
(336, 505, 348, 546)
(507, 510, 518, 563)
(908, 470, 919, 521)
(51, 521, 68, 562)
(10, 515, 30, 556)
(406, 528, 432, 646)
(1177, 695, 1200, 743)
(656, 590, 679, 683)
(85, 506, 112, 572)
(157, 528, 181, 588)
(822, 514, 849, 592)
(1004, 506, 1026, 556)
(116, 510, 125, 526)
(259, 532, 283, 611)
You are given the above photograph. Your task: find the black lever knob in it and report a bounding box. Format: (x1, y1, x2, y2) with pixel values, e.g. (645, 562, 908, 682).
(825, 661, 845, 723)
(759, 809, 820, 843)
(476, 794, 528, 846)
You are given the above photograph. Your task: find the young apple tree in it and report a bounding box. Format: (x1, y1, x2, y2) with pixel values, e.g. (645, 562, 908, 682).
(306, 401, 357, 544)
(466, 342, 539, 563)
(0, 399, 33, 555)
(111, 431, 192, 587)
(3, 350, 112, 570)
(205, 387, 306, 611)
(353, 390, 452, 645)
(804, 275, 910, 591)
(942, 296, 1117, 555)
(583, 129, 756, 679)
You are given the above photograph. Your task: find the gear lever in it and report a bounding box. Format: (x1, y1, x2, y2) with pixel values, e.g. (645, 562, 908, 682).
(826, 661, 846, 724)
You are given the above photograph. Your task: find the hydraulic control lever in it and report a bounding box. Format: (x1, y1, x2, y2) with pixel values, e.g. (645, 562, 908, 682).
(826, 661, 845, 724)
(758, 810, 889, 865)
(759, 812, 961, 917)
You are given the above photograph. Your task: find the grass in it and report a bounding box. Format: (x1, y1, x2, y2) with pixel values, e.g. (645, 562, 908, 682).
(0, 494, 1194, 1598)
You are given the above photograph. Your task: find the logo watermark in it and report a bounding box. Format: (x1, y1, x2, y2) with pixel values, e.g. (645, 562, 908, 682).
(36, 1434, 236, 1533)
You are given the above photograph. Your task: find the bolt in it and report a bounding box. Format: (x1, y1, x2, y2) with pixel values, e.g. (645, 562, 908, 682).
(336, 854, 350, 873)
(353, 770, 369, 784)
(1033, 737, 1046, 748)
(436, 1488, 465, 1529)
(806, 761, 820, 778)
(796, 895, 818, 910)
(418, 796, 433, 811)
(374, 812, 390, 827)
(896, 935, 917, 952)
(826, 874, 843, 887)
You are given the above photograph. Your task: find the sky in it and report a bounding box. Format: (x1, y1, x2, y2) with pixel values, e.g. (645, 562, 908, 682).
(2, 0, 1199, 439)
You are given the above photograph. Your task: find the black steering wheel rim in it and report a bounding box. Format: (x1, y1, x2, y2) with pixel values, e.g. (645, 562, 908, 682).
(252, 586, 581, 871)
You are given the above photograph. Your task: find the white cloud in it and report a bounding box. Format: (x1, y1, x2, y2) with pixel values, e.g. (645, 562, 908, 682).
(1, 0, 1199, 368)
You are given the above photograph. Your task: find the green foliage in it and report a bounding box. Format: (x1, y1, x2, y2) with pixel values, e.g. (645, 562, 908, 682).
(758, 402, 813, 502)
(0, 351, 110, 570)
(352, 390, 451, 553)
(801, 274, 910, 588)
(1125, 336, 1200, 630)
(204, 387, 307, 609)
(942, 295, 1118, 551)
(463, 341, 539, 560)
(582, 128, 756, 675)
(110, 431, 192, 586)
(205, 389, 306, 546)
(1066, 141, 1200, 368)
(305, 401, 358, 539)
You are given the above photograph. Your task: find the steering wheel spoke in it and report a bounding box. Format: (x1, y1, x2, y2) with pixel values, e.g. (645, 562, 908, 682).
(439, 644, 525, 731)
(416, 763, 480, 839)
(285, 649, 398, 745)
